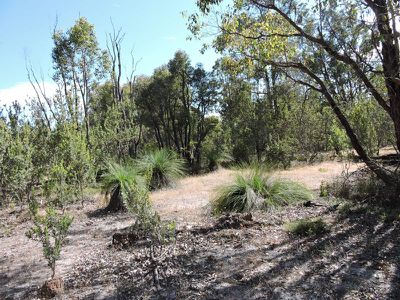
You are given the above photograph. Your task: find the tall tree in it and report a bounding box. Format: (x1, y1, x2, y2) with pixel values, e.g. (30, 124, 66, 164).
(52, 17, 108, 147)
(136, 51, 218, 171)
(192, 0, 400, 186)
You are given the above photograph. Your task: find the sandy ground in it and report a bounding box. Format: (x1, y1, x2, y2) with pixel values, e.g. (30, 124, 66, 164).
(277, 160, 360, 190)
(0, 159, 381, 300)
(151, 160, 360, 223)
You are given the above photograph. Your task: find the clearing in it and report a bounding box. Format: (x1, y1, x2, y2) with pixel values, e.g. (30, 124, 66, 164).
(1, 160, 399, 299)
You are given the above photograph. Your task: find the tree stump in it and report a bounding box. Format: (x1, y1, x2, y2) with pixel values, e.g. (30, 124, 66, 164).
(40, 277, 64, 298)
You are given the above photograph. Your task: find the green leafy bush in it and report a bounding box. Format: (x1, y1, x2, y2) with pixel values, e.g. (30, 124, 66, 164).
(136, 149, 185, 190)
(0, 120, 34, 206)
(26, 201, 73, 278)
(212, 171, 313, 214)
(319, 181, 329, 197)
(285, 217, 327, 236)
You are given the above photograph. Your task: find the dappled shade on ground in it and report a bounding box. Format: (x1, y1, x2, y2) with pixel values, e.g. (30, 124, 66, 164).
(1, 160, 394, 300)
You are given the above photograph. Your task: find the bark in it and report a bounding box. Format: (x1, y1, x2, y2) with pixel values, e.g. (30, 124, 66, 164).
(369, 0, 400, 152)
(106, 186, 126, 212)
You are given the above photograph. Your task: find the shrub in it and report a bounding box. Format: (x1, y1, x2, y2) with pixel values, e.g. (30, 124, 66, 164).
(44, 162, 76, 210)
(136, 149, 185, 190)
(212, 171, 313, 214)
(0, 121, 34, 206)
(319, 181, 329, 197)
(324, 168, 399, 203)
(26, 201, 73, 278)
(285, 217, 327, 236)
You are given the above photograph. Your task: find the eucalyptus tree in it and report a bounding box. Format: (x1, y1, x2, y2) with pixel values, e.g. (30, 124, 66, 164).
(52, 17, 108, 147)
(136, 51, 218, 171)
(192, 0, 400, 186)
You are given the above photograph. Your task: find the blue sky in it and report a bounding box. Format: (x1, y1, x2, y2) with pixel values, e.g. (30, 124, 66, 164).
(0, 0, 219, 104)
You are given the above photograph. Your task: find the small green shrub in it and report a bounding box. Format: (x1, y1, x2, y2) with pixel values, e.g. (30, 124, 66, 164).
(285, 217, 327, 236)
(338, 202, 353, 215)
(136, 149, 185, 190)
(319, 181, 329, 197)
(26, 201, 73, 278)
(212, 171, 313, 214)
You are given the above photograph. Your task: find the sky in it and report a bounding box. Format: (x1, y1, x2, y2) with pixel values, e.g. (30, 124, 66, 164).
(0, 0, 219, 106)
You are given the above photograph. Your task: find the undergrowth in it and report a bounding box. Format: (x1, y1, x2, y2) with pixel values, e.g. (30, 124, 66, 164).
(321, 167, 400, 204)
(285, 217, 327, 236)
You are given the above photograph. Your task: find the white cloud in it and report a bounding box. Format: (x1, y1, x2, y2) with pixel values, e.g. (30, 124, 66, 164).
(0, 82, 57, 107)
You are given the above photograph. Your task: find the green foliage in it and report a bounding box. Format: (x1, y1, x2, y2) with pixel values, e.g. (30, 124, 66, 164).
(349, 100, 394, 156)
(44, 162, 76, 209)
(136, 149, 186, 190)
(101, 162, 175, 244)
(26, 201, 73, 278)
(45, 124, 92, 207)
(213, 173, 265, 213)
(136, 51, 218, 172)
(319, 181, 329, 197)
(285, 218, 327, 237)
(201, 117, 231, 171)
(328, 123, 349, 156)
(101, 162, 148, 209)
(192, 0, 400, 187)
(349, 100, 378, 156)
(91, 82, 142, 163)
(0, 117, 34, 206)
(212, 170, 313, 214)
(263, 177, 314, 207)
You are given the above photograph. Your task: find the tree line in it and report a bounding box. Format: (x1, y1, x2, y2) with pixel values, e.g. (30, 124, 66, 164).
(0, 9, 396, 207)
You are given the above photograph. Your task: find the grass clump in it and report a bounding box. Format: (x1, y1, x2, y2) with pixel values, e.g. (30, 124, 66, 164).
(264, 177, 314, 207)
(137, 149, 185, 190)
(285, 217, 327, 236)
(212, 171, 313, 214)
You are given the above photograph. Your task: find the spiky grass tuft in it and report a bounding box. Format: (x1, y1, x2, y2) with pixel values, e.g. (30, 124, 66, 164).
(101, 162, 147, 211)
(263, 177, 314, 207)
(212, 171, 313, 214)
(137, 149, 186, 190)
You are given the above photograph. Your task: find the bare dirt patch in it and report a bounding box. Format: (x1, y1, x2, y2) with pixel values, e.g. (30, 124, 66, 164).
(277, 160, 360, 190)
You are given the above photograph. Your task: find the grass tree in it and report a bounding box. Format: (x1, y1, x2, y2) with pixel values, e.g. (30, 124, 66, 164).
(136, 149, 186, 190)
(212, 171, 313, 214)
(101, 162, 147, 212)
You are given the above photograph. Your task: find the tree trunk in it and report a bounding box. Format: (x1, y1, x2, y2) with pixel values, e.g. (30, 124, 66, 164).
(369, 0, 400, 152)
(106, 186, 126, 212)
(321, 88, 398, 186)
